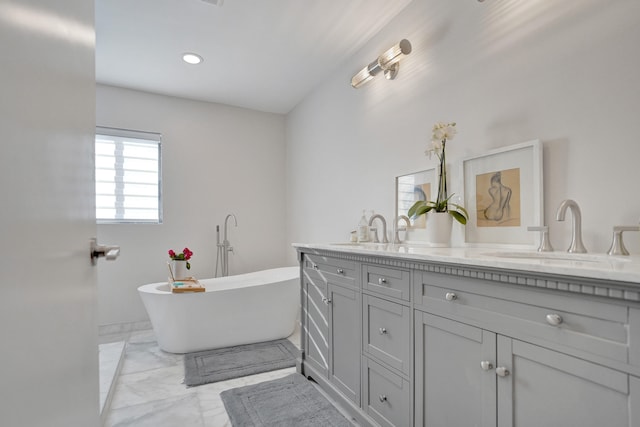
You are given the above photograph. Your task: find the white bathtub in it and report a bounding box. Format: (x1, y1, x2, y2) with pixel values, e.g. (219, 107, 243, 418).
(138, 266, 300, 354)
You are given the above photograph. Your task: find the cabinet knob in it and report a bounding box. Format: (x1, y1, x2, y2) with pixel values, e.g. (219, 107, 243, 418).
(379, 395, 387, 403)
(378, 277, 387, 285)
(321, 297, 332, 305)
(445, 292, 457, 301)
(496, 366, 510, 377)
(480, 361, 493, 371)
(379, 327, 388, 335)
(336, 268, 344, 274)
(545, 314, 563, 326)
(313, 264, 318, 270)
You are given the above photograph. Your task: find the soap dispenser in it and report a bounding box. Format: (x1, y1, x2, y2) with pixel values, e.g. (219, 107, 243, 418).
(357, 210, 369, 242)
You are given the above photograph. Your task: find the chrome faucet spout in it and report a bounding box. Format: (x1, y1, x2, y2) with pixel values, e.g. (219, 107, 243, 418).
(223, 213, 237, 243)
(219, 213, 238, 276)
(394, 215, 411, 244)
(555, 199, 587, 253)
(368, 214, 388, 244)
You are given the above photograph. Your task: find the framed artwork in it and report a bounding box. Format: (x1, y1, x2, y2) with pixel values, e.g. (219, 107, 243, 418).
(396, 168, 436, 241)
(460, 140, 543, 247)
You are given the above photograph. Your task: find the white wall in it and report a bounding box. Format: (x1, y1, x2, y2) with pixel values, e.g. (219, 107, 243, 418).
(286, 0, 640, 262)
(97, 85, 289, 326)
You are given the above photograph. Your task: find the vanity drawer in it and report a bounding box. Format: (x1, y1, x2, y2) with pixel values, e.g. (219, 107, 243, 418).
(362, 357, 411, 427)
(417, 272, 629, 364)
(363, 265, 410, 301)
(363, 295, 411, 375)
(303, 253, 357, 287)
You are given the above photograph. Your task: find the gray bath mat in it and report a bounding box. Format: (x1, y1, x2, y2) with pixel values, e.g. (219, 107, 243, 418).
(184, 339, 299, 387)
(221, 373, 352, 426)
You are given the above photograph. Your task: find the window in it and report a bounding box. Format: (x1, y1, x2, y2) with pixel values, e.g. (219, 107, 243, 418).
(95, 127, 162, 223)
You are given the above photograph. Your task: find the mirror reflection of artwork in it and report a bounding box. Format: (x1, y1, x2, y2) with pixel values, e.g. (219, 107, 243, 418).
(476, 168, 521, 227)
(411, 183, 430, 228)
(396, 171, 434, 229)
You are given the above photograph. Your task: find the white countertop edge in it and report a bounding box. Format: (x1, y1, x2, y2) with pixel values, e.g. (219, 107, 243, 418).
(293, 243, 640, 285)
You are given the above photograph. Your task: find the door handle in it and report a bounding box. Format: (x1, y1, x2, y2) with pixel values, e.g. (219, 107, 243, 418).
(90, 237, 120, 265)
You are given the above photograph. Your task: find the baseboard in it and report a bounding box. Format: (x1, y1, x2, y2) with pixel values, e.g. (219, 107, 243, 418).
(99, 320, 152, 337)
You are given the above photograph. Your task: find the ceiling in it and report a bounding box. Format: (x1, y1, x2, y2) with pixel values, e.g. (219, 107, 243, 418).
(95, 0, 413, 114)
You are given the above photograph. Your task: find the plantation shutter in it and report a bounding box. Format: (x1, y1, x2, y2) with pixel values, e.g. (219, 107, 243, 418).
(95, 127, 162, 223)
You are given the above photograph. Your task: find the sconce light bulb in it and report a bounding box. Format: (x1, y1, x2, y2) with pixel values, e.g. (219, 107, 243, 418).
(378, 39, 412, 70)
(351, 67, 371, 88)
(351, 39, 411, 88)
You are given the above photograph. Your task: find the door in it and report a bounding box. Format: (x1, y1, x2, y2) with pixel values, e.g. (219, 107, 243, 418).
(303, 269, 329, 375)
(0, 1, 99, 426)
(497, 337, 634, 427)
(328, 283, 360, 404)
(415, 312, 497, 427)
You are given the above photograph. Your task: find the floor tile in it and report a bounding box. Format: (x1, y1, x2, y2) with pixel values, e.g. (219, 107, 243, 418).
(105, 394, 204, 427)
(104, 326, 312, 425)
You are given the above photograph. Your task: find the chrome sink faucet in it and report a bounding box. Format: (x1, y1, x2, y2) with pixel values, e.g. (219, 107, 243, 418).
(368, 214, 388, 243)
(394, 215, 411, 244)
(555, 199, 587, 253)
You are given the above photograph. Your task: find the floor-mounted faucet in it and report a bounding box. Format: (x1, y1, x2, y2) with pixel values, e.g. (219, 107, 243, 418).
(216, 213, 237, 277)
(556, 199, 587, 253)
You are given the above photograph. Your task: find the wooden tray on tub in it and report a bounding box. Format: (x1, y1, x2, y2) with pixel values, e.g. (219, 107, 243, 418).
(171, 277, 205, 293)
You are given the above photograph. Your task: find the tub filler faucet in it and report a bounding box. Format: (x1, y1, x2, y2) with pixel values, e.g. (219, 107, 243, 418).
(216, 213, 237, 277)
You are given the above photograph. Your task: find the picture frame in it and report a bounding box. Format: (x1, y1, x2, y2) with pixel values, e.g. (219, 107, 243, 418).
(460, 140, 543, 248)
(395, 168, 436, 241)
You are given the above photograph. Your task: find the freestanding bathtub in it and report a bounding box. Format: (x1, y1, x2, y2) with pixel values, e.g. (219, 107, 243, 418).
(138, 266, 299, 353)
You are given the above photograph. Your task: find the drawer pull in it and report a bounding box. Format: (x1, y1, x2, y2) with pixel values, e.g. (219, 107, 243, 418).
(480, 361, 493, 371)
(378, 277, 387, 285)
(336, 268, 344, 274)
(496, 367, 510, 377)
(445, 292, 457, 301)
(379, 395, 387, 403)
(379, 327, 388, 335)
(546, 314, 563, 326)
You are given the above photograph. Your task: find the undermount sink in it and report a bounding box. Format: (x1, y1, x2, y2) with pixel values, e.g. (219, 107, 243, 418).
(329, 242, 389, 248)
(482, 251, 629, 263)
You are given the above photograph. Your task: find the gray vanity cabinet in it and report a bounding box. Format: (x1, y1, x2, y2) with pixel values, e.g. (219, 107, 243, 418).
(497, 337, 636, 427)
(414, 312, 497, 427)
(415, 311, 639, 427)
(302, 267, 329, 376)
(301, 254, 361, 406)
(297, 246, 640, 427)
(327, 283, 361, 404)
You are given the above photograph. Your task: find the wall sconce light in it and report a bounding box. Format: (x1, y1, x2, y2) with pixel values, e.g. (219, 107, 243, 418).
(351, 39, 412, 88)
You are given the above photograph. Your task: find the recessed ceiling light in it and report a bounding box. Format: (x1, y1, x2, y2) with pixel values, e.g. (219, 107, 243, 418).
(182, 53, 203, 65)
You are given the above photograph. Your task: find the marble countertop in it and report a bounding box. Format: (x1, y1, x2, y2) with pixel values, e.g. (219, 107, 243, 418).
(293, 242, 640, 285)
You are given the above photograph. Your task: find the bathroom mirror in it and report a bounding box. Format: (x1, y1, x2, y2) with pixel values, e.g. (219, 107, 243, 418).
(395, 168, 436, 239)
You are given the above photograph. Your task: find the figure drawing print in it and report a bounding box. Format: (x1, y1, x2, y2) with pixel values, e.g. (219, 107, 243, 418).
(475, 168, 521, 227)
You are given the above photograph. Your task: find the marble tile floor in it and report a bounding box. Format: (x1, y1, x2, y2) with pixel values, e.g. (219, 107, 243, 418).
(100, 327, 356, 427)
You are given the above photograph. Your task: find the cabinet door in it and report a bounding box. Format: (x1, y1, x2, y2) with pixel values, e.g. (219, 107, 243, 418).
(328, 283, 361, 405)
(497, 337, 633, 427)
(415, 312, 497, 427)
(303, 270, 329, 376)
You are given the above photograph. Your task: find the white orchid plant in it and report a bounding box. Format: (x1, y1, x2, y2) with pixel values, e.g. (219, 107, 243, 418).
(408, 122, 469, 225)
